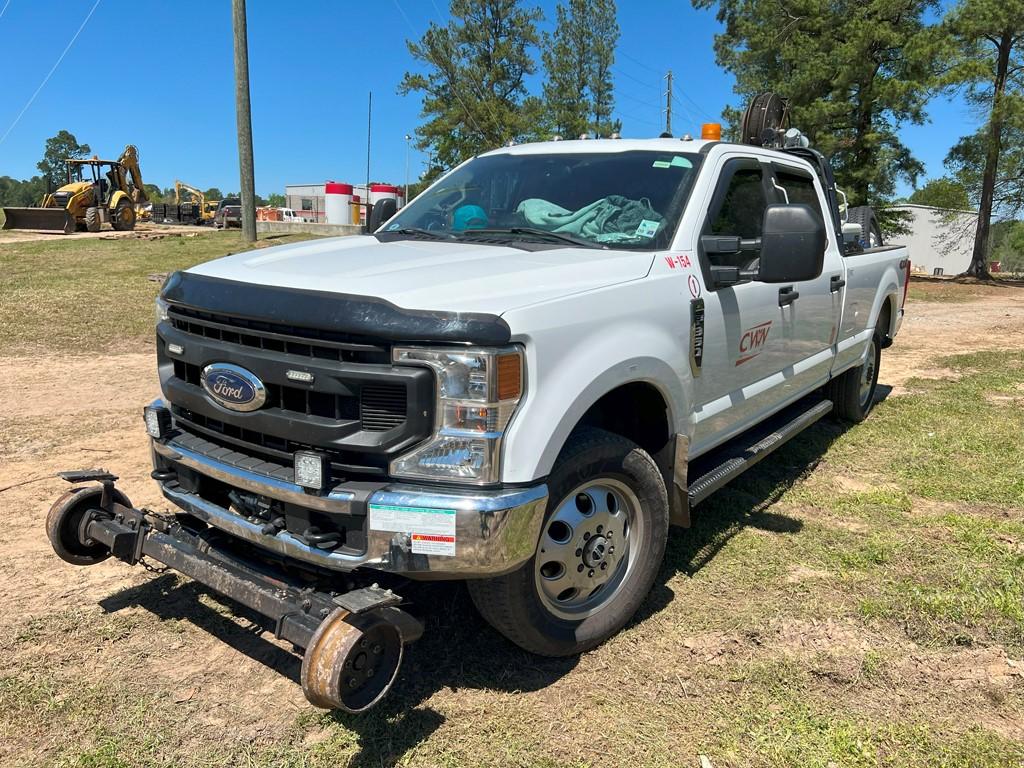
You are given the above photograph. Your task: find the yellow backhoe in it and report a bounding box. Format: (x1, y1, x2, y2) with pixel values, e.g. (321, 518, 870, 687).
(174, 180, 219, 225)
(2, 144, 148, 234)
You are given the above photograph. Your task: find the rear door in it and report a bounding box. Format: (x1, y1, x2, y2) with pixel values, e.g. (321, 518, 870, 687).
(690, 155, 798, 454)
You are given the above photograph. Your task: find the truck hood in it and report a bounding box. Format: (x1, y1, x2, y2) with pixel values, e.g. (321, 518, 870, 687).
(187, 235, 655, 315)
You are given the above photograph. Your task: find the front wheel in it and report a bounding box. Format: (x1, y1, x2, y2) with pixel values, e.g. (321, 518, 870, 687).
(468, 428, 669, 657)
(111, 198, 136, 231)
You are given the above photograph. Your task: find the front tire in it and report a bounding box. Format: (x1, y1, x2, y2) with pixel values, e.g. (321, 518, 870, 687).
(468, 428, 669, 657)
(112, 198, 136, 231)
(828, 332, 881, 422)
(84, 206, 101, 233)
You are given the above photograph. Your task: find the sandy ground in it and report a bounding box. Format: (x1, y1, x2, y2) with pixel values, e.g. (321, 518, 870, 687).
(0, 222, 213, 244)
(0, 288, 1022, 763)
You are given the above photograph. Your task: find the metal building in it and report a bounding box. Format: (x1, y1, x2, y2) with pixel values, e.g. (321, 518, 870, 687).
(284, 183, 329, 223)
(284, 183, 404, 225)
(888, 204, 978, 276)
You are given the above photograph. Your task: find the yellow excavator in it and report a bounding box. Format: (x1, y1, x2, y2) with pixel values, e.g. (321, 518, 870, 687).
(2, 144, 148, 234)
(174, 180, 219, 225)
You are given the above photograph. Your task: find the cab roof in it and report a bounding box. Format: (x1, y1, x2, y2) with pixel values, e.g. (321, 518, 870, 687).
(480, 137, 718, 157)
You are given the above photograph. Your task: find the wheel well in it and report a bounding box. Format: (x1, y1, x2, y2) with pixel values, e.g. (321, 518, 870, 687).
(877, 297, 894, 346)
(574, 382, 670, 458)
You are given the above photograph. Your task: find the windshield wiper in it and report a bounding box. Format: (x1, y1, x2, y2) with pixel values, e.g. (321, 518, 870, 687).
(461, 227, 601, 249)
(375, 227, 455, 241)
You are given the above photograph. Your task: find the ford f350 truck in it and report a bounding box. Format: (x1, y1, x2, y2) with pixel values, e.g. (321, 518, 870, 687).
(46, 115, 909, 713)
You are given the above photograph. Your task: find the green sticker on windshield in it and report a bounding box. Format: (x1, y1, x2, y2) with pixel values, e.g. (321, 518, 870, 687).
(635, 219, 661, 238)
(652, 160, 671, 168)
(670, 156, 693, 168)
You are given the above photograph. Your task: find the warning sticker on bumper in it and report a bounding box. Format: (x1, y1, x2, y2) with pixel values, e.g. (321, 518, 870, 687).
(410, 533, 456, 556)
(368, 504, 457, 556)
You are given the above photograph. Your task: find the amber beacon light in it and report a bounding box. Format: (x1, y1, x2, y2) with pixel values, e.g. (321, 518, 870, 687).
(701, 123, 722, 141)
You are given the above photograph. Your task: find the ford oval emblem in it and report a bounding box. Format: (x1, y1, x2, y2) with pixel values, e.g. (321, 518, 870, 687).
(200, 363, 267, 412)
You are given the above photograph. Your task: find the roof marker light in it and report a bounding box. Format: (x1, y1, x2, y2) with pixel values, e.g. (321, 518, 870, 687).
(701, 123, 722, 140)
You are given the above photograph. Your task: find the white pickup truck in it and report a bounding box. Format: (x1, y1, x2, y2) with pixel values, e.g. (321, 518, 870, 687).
(46, 131, 909, 713)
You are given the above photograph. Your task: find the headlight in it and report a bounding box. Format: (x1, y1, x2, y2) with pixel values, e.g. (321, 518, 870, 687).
(390, 346, 524, 484)
(155, 296, 170, 325)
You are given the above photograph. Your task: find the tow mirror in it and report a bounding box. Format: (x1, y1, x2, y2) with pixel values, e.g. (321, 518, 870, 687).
(756, 203, 825, 283)
(368, 198, 398, 233)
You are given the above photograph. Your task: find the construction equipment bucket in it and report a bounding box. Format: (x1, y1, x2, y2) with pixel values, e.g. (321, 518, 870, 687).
(1, 207, 76, 235)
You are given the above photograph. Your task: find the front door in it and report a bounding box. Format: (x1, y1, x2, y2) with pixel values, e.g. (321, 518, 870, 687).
(690, 156, 800, 455)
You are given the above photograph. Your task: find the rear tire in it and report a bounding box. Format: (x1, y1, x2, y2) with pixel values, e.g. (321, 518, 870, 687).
(84, 206, 101, 233)
(112, 198, 136, 231)
(468, 427, 669, 657)
(827, 331, 881, 422)
(847, 206, 882, 249)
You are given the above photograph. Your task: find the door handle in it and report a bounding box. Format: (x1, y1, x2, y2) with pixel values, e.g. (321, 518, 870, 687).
(778, 286, 799, 307)
(830, 275, 846, 292)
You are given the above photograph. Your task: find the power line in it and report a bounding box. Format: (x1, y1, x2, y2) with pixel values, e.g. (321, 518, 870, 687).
(617, 89, 662, 110)
(673, 89, 716, 122)
(0, 0, 101, 146)
(617, 49, 661, 76)
(615, 110, 661, 130)
(0, 1, 12, 21)
(611, 66, 661, 93)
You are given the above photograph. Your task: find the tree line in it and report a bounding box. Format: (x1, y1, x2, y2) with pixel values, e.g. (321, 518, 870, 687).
(404, 0, 1024, 277)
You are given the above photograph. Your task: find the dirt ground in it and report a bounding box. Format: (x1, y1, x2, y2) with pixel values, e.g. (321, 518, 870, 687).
(0, 222, 212, 245)
(1, 280, 1022, 766)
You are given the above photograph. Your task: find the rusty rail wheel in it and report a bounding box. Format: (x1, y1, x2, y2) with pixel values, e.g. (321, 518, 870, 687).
(300, 608, 404, 713)
(46, 485, 131, 566)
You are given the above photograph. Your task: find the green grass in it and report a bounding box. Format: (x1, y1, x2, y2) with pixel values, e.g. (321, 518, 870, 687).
(0, 230, 315, 355)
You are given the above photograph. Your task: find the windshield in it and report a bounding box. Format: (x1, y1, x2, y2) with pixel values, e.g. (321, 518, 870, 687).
(380, 149, 702, 250)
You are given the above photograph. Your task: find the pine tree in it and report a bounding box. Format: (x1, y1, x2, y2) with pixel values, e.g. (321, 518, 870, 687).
(941, 0, 1024, 278)
(541, 0, 591, 139)
(399, 0, 543, 170)
(588, 0, 619, 137)
(541, 0, 620, 138)
(692, 0, 942, 213)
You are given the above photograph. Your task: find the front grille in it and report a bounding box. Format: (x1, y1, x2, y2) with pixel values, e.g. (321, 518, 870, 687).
(160, 306, 434, 474)
(360, 384, 407, 431)
(172, 360, 405, 430)
(169, 305, 389, 365)
(171, 406, 390, 476)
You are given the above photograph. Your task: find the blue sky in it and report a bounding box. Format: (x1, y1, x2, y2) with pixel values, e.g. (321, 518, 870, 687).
(0, 0, 978, 197)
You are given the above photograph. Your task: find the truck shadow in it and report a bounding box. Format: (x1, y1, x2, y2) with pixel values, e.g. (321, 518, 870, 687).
(99, 404, 875, 766)
(663, 413, 858, 583)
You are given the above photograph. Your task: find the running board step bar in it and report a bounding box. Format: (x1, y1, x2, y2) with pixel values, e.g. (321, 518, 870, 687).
(688, 399, 833, 507)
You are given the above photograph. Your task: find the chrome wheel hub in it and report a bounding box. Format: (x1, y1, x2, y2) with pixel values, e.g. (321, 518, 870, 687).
(534, 478, 642, 620)
(859, 339, 877, 408)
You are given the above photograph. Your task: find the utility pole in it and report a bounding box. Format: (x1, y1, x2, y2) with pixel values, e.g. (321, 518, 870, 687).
(404, 134, 411, 206)
(664, 70, 673, 136)
(232, 0, 256, 243)
(365, 91, 372, 230)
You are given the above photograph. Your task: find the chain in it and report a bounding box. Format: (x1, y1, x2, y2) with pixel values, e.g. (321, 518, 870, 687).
(139, 557, 170, 574)
(137, 508, 177, 574)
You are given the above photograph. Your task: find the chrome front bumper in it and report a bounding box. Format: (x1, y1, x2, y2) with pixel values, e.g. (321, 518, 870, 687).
(151, 437, 548, 579)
